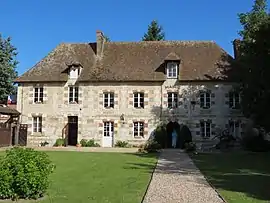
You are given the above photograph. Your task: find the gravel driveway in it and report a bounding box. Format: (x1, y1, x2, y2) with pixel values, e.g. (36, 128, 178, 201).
(143, 149, 225, 203)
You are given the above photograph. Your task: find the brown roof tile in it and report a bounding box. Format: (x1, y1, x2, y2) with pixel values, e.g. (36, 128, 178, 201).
(15, 40, 231, 82)
(0, 105, 20, 115)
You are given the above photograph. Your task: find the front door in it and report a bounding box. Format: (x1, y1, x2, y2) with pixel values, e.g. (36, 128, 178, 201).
(68, 116, 78, 146)
(103, 121, 114, 147)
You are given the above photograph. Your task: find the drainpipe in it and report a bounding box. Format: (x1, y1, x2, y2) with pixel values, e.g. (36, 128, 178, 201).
(160, 84, 163, 122)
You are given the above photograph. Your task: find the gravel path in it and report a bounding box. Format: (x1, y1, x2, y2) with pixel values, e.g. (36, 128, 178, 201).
(143, 149, 225, 203)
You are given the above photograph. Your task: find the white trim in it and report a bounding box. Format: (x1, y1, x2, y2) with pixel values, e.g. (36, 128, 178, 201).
(133, 92, 144, 108)
(103, 92, 114, 108)
(103, 121, 114, 137)
(230, 93, 241, 108)
(200, 120, 211, 138)
(69, 86, 78, 103)
(33, 87, 43, 103)
(133, 121, 144, 137)
(166, 62, 178, 78)
(32, 116, 42, 134)
(200, 91, 211, 109)
(168, 92, 178, 108)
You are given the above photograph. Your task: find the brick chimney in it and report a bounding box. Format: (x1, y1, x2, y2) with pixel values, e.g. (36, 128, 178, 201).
(233, 39, 241, 59)
(96, 30, 105, 58)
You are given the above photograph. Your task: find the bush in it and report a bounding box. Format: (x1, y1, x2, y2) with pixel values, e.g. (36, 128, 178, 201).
(115, 140, 129, 148)
(153, 124, 167, 148)
(140, 140, 162, 153)
(184, 142, 196, 152)
(179, 125, 192, 149)
(80, 139, 100, 147)
(0, 147, 55, 200)
(53, 138, 65, 147)
(241, 128, 270, 152)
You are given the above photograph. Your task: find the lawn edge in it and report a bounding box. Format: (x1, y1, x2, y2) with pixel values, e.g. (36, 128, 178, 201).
(140, 152, 160, 203)
(188, 152, 228, 203)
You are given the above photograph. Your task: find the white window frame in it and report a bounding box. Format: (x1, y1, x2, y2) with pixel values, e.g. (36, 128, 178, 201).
(133, 92, 144, 108)
(166, 62, 178, 78)
(103, 92, 114, 108)
(103, 121, 114, 137)
(69, 86, 79, 103)
(200, 120, 211, 138)
(229, 92, 241, 109)
(229, 120, 240, 138)
(200, 91, 211, 109)
(32, 116, 42, 133)
(167, 92, 178, 109)
(33, 87, 44, 103)
(133, 122, 144, 137)
(69, 67, 80, 79)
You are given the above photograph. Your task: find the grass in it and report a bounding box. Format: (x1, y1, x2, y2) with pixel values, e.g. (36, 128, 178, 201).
(1, 151, 157, 203)
(191, 152, 270, 203)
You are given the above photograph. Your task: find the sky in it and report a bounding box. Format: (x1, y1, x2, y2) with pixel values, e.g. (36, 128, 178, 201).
(0, 0, 268, 76)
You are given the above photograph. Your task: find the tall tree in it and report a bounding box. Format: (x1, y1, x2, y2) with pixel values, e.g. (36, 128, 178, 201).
(0, 34, 18, 102)
(238, 0, 268, 42)
(104, 35, 110, 42)
(142, 20, 165, 41)
(235, 0, 270, 130)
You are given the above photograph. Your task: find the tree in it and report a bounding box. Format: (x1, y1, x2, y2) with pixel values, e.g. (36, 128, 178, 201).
(142, 20, 165, 41)
(0, 34, 18, 102)
(104, 35, 110, 42)
(238, 0, 269, 42)
(235, 0, 270, 130)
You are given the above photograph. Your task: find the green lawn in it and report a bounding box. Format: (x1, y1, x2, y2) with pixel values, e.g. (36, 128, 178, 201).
(2, 151, 157, 203)
(191, 152, 270, 203)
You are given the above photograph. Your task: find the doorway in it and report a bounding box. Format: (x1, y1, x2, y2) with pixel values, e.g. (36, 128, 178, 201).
(166, 121, 180, 148)
(103, 121, 114, 147)
(68, 116, 78, 146)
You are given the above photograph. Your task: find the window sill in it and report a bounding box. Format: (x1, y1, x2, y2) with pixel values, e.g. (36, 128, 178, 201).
(69, 102, 78, 104)
(166, 77, 178, 79)
(34, 101, 43, 104)
(104, 107, 114, 109)
(134, 107, 144, 109)
(134, 136, 144, 139)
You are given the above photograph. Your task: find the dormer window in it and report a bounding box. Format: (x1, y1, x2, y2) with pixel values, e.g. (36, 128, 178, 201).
(69, 67, 80, 79)
(166, 62, 178, 79)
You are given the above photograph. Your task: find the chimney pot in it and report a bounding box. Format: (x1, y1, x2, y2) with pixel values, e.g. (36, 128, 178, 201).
(96, 30, 105, 58)
(233, 39, 241, 59)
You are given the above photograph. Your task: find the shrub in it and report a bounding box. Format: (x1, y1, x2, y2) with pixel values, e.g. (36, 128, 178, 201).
(115, 140, 129, 148)
(80, 139, 88, 147)
(184, 142, 196, 152)
(153, 124, 167, 148)
(241, 128, 270, 152)
(53, 138, 65, 147)
(0, 147, 55, 200)
(142, 140, 162, 153)
(40, 141, 49, 147)
(80, 139, 100, 147)
(178, 125, 192, 149)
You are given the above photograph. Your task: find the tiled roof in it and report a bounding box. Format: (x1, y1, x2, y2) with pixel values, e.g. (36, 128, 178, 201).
(15, 40, 231, 82)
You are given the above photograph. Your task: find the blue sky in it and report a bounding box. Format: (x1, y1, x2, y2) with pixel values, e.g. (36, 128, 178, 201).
(0, 0, 267, 76)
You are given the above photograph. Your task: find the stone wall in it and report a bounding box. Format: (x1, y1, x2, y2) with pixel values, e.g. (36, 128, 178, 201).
(17, 80, 245, 147)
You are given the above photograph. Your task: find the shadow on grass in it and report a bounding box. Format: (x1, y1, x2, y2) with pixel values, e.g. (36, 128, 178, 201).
(191, 152, 270, 202)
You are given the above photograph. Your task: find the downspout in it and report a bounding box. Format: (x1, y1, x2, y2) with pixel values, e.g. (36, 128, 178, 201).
(160, 84, 163, 122)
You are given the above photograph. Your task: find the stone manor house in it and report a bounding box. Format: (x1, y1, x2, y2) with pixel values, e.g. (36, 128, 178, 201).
(15, 31, 244, 147)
